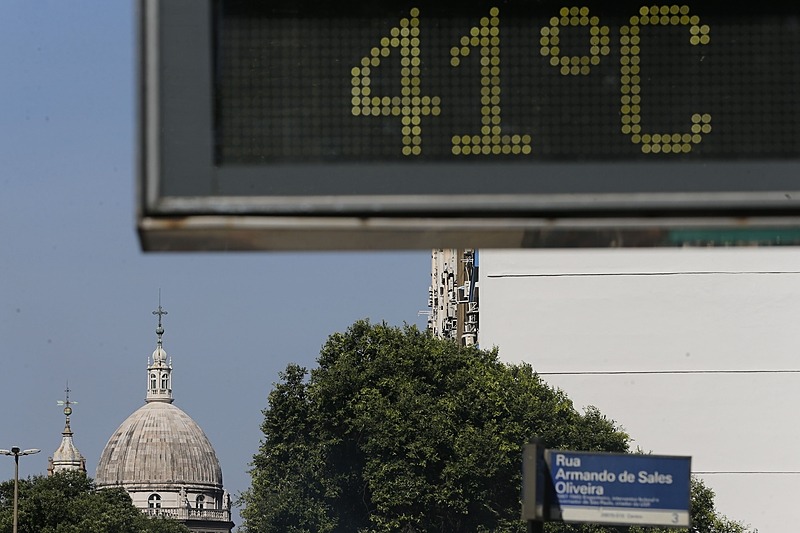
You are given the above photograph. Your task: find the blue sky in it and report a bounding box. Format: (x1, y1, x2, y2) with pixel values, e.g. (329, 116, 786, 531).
(0, 1, 429, 527)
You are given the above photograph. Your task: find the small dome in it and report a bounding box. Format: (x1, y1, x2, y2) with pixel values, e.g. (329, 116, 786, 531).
(151, 346, 168, 364)
(96, 402, 222, 490)
(53, 434, 83, 463)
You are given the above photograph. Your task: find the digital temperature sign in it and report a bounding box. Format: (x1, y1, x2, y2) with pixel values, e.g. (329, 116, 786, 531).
(216, 1, 796, 162)
(139, 0, 800, 250)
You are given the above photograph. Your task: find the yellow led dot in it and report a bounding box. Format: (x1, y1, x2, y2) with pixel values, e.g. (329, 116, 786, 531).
(569, 6, 579, 16)
(550, 16, 560, 26)
(351, 108, 360, 116)
(560, 7, 569, 16)
(590, 56, 600, 65)
(670, 15, 679, 24)
(571, 56, 580, 65)
(680, 5, 690, 14)
(691, 114, 702, 123)
(560, 66, 570, 75)
(541, 26, 551, 36)
(631, 134, 641, 143)
(639, 6, 649, 15)
(591, 16, 599, 25)
(490, 6, 499, 16)
(511, 145, 521, 154)
(690, 15, 699, 24)
(580, 16, 588, 25)
(570, 65, 580, 75)
(351, 87, 361, 96)
(621, 124, 632, 134)
(431, 96, 441, 106)
(402, 146, 412, 156)
(641, 144, 652, 153)
(561, 16, 569, 25)
(681, 144, 692, 153)
(701, 124, 712, 133)
(550, 56, 560, 66)
(540, 46, 550, 56)
(662, 144, 672, 153)
(451, 57, 460, 67)
(652, 144, 662, 153)
(492, 145, 502, 154)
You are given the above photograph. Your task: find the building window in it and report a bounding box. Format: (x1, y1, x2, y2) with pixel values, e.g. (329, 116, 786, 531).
(148, 493, 161, 508)
(196, 494, 205, 509)
(150, 373, 157, 390)
(161, 374, 168, 390)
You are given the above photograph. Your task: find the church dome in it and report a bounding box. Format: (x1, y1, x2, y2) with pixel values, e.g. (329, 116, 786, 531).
(96, 401, 223, 491)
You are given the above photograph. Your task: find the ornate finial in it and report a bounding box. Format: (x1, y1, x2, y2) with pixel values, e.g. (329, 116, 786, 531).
(153, 291, 168, 344)
(57, 383, 77, 433)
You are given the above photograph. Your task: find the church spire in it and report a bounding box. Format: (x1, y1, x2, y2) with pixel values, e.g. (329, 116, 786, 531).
(48, 384, 86, 475)
(147, 301, 174, 403)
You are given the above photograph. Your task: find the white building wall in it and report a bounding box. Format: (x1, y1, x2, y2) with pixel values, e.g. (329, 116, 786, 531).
(479, 248, 800, 533)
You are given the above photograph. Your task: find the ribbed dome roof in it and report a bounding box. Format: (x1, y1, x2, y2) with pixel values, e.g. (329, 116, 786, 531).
(95, 402, 223, 490)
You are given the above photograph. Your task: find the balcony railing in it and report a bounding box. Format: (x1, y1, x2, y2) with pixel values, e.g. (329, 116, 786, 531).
(143, 506, 231, 522)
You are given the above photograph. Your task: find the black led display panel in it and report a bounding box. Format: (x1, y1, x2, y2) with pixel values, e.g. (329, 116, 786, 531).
(215, 1, 800, 163)
(139, 0, 800, 250)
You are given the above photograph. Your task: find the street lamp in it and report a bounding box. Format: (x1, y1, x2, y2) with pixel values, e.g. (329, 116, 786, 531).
(0, 446, 40, 533)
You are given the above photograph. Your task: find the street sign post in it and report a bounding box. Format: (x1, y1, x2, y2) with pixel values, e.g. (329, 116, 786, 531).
(139, 0, 800, 250)
(523, 448, 691, 528)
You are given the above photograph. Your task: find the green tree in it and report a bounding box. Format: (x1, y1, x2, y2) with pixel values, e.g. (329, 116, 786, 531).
(0, 470, 190, 533)
(241, 320, 753, 533)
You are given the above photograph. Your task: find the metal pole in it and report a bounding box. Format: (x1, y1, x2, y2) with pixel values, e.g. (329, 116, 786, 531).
(13, 452, 19, 533)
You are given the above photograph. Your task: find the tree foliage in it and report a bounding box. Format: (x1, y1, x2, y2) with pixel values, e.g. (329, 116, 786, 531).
(241, 320, 753, 533)
(0, 470, 189, 533)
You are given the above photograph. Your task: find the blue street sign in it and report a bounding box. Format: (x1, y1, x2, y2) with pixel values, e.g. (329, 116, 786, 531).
(543, 450, 691, 528)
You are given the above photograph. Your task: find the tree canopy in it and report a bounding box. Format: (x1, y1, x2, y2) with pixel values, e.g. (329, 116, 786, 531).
(0, 470, 189, 533)
(241, 320, 753, 533)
